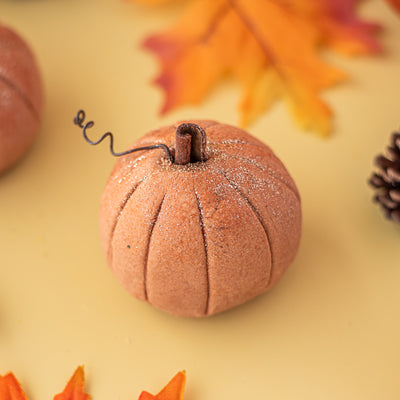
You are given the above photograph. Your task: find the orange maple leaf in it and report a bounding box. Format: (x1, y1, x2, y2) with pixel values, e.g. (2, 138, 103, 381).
(0, 367, 89, 400)
(138, 371, 186, 400)
(0, 374, 28, 400)
(53, 367, 90, 400)
(132, 0, 382, 135)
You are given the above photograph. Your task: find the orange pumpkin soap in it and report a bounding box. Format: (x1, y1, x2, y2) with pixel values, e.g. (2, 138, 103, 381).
(0, 24, 43, 173)
(98, 120, 301, 317)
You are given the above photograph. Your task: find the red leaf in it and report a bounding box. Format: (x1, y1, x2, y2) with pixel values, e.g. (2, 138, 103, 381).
(317, 0, 382, 54)
(385, 0, 400, 14)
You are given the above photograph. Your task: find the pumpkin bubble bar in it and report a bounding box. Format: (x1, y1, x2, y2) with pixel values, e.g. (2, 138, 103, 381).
(0, 24, 43, 173)
(98, 120, 302, 317)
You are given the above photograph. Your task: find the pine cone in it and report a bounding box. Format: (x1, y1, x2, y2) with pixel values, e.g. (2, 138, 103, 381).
(369, 131, 400, 222)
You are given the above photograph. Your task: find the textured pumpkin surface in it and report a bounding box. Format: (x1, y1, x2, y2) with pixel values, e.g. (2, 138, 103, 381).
(100, 120, 301, 317)
(0, 24, 43, 173)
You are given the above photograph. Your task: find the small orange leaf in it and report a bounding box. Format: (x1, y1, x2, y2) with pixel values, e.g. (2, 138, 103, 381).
(138, 371, 186, 400)
(53, 367, 89, 400)
(0, 373, 28, 400)
(133, 0, 382, 136)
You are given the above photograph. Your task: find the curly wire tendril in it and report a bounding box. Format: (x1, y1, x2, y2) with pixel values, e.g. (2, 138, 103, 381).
(73, 110, 173, 162)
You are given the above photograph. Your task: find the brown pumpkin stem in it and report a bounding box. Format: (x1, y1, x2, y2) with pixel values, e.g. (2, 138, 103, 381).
(174, 123, 207, 165)
(74, 111, 208, 165)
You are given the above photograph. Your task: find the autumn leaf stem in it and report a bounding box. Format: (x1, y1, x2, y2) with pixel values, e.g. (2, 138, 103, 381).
(227, 0, 283, 78)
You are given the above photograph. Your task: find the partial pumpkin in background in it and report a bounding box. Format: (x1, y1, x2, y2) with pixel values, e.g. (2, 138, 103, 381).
(0, 24, 43, 173)
(96, 119, 302, 317)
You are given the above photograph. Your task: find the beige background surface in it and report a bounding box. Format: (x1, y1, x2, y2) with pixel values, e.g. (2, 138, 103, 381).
(1, 0, 400, 399)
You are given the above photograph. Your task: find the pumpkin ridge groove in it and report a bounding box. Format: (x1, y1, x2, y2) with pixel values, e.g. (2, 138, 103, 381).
(215, 160, 298, 262)
(143, 193, 167, 302)
(194, 188, 210, 317)
(218, 160, 297, 258)
(109, 173, 151, 264)
(223, 154, 300, 202)
(217, 171, 273, 288)
(0, 73, 39, 120)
